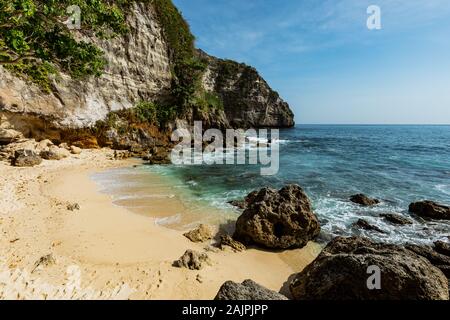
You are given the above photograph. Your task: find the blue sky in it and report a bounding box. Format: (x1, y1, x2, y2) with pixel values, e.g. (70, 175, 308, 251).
(173, 0, 450, 124)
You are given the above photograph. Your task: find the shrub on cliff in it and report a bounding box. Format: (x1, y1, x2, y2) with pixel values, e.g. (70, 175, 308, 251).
(0, 0, 130, 91)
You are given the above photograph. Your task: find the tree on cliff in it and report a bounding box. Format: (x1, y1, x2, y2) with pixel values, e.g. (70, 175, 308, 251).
(0, 0, 128, 86)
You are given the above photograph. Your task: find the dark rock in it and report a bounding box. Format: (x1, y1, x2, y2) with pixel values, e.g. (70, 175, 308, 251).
(405, 244, 450, 278)
(353, 219, 385, 233)
(233, 185, 320, 249)
(0, 128, 23, 145)
(12, 149, 42, 167)
(290, 237, 449, 300)
(409, 201, 450, 220)
(220, 235, 246, 252)
(173, 250, 211, 270)
(147, 147, 171, 165)
(350, 194, 380, 206)
(67, 203, 80, 211)
(228, 200, 247, 210)
(434, 241, 450, 257)
(380, 213, 413, 225)
(215, 279, 288, 300)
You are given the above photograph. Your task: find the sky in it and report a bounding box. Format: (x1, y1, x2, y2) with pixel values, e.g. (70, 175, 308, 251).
(172, 0, 450, 124)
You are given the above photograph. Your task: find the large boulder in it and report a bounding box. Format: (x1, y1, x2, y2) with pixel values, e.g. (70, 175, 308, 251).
(405, 244, 450, 279)
(290, 237, 449, 300)
(409, 201, 450, 220)
(12, 149, 42, 167)
(350, 194, 380, 206)
(233, 185, 320, 249)
(215, 280, 288, 300)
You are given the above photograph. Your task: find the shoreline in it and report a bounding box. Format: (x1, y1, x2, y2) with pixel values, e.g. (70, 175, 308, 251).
(0, 148, 321, 300)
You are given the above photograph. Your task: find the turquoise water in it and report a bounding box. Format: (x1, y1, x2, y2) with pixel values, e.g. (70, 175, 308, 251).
(99, 125, 450, 244)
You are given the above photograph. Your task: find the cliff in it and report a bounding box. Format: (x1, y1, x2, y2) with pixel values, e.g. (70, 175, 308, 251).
(0, 1, 294, 147)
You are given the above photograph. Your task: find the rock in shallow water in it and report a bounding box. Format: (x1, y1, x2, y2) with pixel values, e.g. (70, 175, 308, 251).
(290, 236, 449, 300)
(215, 279, 288, 300)
(409, 201, 450, 220)
(350, 194, 380, 206)
(380, 213, 413, 225)
(353, 219, 385, 233)
(233, 184, 320, 249)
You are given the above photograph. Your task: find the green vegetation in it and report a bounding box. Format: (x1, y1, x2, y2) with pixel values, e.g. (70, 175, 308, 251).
(1, 0, 224, 120)
(0, 0, 129, 90)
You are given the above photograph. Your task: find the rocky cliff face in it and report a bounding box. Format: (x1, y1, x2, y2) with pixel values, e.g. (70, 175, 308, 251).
(199, 50, 294, 128)
(0, 1, 294, 144)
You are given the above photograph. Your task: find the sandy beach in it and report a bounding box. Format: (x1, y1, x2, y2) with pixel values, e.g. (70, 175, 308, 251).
(0, 149, 320, 300)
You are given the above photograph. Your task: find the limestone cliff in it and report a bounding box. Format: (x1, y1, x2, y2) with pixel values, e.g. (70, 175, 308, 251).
(0, 1, 294, 145)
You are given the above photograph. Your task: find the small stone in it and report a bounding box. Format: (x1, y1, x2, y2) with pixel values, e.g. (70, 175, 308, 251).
(12, 149, 42, 167)
(70, 146, 82, 154)
(32, 254, 56, 273)
(67, 203, 80, 211)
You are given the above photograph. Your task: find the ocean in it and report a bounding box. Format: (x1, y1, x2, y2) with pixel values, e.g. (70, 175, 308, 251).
(93, 125, 450, 245)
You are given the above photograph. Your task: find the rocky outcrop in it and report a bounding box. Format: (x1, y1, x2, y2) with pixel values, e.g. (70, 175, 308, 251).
(173, 250, 212, 270)
(380, 213, 413, 225)
(290, 237, 449, 300)
(350, 194, 380, 206)
(215, 280, 288, 300)
(233, 185, 320, 249)
(183, 225, 213, 243)
(199, 50, 294, 128)
(409, 201, 450, 220)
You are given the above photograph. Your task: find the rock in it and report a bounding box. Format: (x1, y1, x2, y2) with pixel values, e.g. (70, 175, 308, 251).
(409, 201, 450, 220)
(233, 185, 320, 249)
(40, 146, 70, 160)
(72, 136, 99, 149)
(380, 213, 413, 225)
(353, 219, 385, 233)
(32, 254, 56, 273)
(228, 200, 248, 210)
(59, 142, 70, 150)
(220, 235, 246, 252)
(183, 224, 213, 243)
(434, 241, 450, 257)
(405, 244, 450, 278)
(12, 149, 42, 167)
(350, 194, 380, 206)
(290, 237, 449, 300)
(37, 139, 53, 151)
(173, 250, 211, 270)
(67, 203, 80, 211)
(198, 50, 295, 128)
(215, 279, 288, 300)
(147, 147, 171, 165)
(0, 128, 23, 145)
(70, 145, 82, 154)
